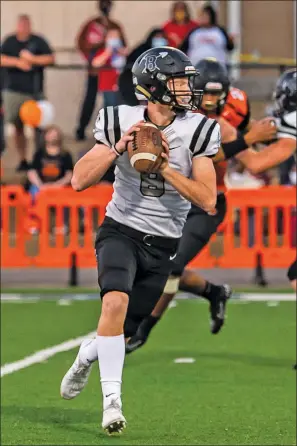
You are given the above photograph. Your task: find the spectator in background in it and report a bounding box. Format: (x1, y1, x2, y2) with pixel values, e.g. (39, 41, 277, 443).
(162, 1, 198, 48)
(0, 14, 54, 171)
(180, 3, 234, 66)
(27, 125, 73, 200)
(0, 75, 4, 156)
(75, 0, 126, 141)
(118, 28, 168, 106)
(92, 26, 127, 107)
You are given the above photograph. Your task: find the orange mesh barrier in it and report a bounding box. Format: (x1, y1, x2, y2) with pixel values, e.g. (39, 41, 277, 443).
(217, 186, 296, 268)
(1, 186, 32, 267)
(1, 185, 295, 269)
(32, 185, 113, 267)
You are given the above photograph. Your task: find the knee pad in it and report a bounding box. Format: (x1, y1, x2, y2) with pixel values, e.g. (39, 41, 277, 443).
(287, 259, 297, 281)
(163, 276, 180, 294)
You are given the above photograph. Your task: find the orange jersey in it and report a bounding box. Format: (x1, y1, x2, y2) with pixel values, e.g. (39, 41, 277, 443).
(217, 88, 250, 191)
(198, 88, 250, 191)
(221, 87, 250, 131)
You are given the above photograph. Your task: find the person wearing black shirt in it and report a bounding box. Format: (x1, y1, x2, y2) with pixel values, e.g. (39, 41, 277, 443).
(1, 14, 54, 171)
(27, 125, 73, 197)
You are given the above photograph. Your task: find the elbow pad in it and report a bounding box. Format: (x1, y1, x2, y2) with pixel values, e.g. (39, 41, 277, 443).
(221, 133, 249, 160)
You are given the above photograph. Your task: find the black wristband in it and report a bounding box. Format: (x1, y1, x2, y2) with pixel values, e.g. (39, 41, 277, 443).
(221, 133, 249, 160)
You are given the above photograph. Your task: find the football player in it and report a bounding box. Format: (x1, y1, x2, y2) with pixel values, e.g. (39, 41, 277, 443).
(231, 69, 297, 371)
(60, 47, 220, 434)
(235, 69, 296, 292)
(126, 58, 277, 353)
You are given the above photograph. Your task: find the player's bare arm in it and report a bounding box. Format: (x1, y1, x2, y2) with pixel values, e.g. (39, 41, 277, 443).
(212, 117, 277, 163)
(71, 121, 144, 191)
(236, 138, 296, 174)
(160, 151, 217, 213)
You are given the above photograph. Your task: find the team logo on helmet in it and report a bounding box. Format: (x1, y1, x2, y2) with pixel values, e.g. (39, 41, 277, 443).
(140, 52, 168, 74)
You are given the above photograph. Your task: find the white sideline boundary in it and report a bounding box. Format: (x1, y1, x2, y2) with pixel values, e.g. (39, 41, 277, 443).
(1, 292, 296, 302)
(0, 331, 96, 378)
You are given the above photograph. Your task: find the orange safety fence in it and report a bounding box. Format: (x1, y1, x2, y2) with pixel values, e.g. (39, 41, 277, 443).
(1, 185, 296, 269)
(1, 186, 32, 267)
(32, 185, 113, 267)
(218, 186, 296, 268)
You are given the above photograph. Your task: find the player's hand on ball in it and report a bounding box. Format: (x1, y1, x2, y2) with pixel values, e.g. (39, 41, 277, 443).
(115, 121, 145, 154)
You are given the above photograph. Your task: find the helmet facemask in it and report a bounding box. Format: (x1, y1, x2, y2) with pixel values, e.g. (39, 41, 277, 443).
(273, 87, 297, 115)
(135, 70, 203, 111)
(200, 82, 228, 114)
(273, 69, 297, 115)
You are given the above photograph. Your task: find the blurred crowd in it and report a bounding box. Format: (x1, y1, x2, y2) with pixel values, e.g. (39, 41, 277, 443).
(0, 0, 296, 210)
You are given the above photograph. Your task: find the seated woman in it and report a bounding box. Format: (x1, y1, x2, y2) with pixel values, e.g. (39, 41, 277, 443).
(28, 125, 73, 200)
(26, 125, 74, 234)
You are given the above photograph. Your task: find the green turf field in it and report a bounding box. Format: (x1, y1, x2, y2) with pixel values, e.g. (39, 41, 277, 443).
(1, 298, 296, 445)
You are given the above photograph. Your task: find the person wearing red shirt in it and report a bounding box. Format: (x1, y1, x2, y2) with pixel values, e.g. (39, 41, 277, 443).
(75, 0, 127, 140)
(92, 27, 127, 107)
(162, 1, 198, 48)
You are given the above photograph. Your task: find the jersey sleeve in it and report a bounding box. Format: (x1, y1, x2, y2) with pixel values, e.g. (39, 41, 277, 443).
(190, 117, 220, 158)
(36, 35, 54, 55)
(93, 106, 121, 147)
(277, 111, 297, 140)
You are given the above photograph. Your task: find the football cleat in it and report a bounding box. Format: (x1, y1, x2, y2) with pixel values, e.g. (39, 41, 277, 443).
(102, 397, 127, 435)
(60, 339, 93, 400)
(210, 284, 232, 334)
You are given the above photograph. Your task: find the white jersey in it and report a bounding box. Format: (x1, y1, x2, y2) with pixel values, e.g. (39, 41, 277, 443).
(275, 110, 296, 141)
(94, 105, 220, 238)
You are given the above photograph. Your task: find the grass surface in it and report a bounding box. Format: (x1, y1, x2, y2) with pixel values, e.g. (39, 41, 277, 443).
(1, 299, 296, 445)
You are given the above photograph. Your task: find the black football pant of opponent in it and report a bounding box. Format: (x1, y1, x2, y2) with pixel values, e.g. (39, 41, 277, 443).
(149, 192, 227, 316)
(171, 192, 226, 280)
(95, 217, 179, 338)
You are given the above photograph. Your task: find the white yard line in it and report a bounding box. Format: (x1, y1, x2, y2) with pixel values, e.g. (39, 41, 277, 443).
(0, 331, 96, 378)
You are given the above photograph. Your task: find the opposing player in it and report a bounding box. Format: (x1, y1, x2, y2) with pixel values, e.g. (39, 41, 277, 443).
(60, 47, 220, 434)
(126, 58, 277, 353)
(236, 68, 296, 291)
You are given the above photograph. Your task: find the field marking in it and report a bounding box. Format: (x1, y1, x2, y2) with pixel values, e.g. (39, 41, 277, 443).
(1, 292, 295, 303)
(174, 358, 196, 364)
(177, 292, 295, 302)
(0, 331, 96, 378)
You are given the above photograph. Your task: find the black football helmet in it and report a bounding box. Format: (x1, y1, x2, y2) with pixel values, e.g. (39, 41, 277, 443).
(194, 58, 230, 113)
(273, 69, 297, 115)
(132, 47, 203, 110)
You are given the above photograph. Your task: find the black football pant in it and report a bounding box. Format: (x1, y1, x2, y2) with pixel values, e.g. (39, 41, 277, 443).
(95, 217, 179, 338)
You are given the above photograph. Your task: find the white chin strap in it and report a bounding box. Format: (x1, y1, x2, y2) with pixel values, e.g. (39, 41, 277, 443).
(163, 276, 180, 294)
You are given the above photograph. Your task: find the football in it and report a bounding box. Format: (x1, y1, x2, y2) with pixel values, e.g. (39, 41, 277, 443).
(127, 123, 164, 173)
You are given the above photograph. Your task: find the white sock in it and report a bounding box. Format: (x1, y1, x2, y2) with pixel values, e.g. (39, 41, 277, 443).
(79, 338, 98, 364)
(96, 334, 125, 409)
